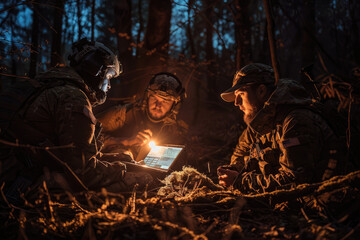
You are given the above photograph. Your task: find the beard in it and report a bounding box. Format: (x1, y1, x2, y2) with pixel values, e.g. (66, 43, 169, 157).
(243, 102, 262, 125)
(95, 90, 107, 106)
(148, 107, 166, 120)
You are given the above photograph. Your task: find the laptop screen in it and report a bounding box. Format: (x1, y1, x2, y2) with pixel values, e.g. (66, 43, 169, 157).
(142, 145, 183, 170)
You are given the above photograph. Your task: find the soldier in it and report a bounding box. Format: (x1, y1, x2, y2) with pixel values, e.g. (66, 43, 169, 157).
(217, 63, 348, 193)
(97, 72, 188, 160)
(0, 38, 130, 202)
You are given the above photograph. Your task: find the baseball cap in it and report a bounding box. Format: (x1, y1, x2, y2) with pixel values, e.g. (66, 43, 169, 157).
(220, 63, 275, 102)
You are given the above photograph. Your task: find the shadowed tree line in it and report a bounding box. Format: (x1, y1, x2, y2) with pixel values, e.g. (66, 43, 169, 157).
(0, 0, 359, 125)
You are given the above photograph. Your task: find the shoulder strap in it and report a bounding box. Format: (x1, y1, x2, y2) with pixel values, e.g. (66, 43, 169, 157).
(18, 79, 68, 119)
(276, 103, 346, 138)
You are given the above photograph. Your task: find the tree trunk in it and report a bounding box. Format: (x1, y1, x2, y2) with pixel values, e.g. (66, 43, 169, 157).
(111, 0, 133, 98)
(234, 0, 251, 70)
(186, 0, 200, 125)
(204, 0, 216, 102)
(10, 28, 17, 81)
(135, 0, 144, 58)
(76, 0, 82, 40)
(135, 0, 172, 97)
(29, 4, 39, 78)
(263, 0, 280, 84)
(350, 0, 360, 64)
(186, 0, 196, 58)
(91, 0, 95, 41)
(301, 0, 315, 68)
(260, 12, 269, 63)
(114, 0, 132, 73)
(50, 0, 65, 67)
(143, 0, 171, 63)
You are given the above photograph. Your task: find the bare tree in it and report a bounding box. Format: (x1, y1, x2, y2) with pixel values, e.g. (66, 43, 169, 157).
(29, 3, 39, 78)
(186, 0, 196, 59)
(135, 0, 172, 96)
(263, 0, 280, 84)
(349, 0, 360, 64)
(91, 0, 95, 41)
(76, 0, 82, 40)
(234, 0, 251, 69)
(301, 0, 315, 68)
(203, 0, 216, 101)
(142, 0, 171, 65)
(135, 0, 144, 58)
(114, 0, 132, 72)
(50, 0, 65, 67)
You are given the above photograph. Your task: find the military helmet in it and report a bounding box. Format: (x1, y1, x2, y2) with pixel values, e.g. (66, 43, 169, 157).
(144, 72, 186, 121)
(148, 72, 185, 102)
(68, 38, 122, 104)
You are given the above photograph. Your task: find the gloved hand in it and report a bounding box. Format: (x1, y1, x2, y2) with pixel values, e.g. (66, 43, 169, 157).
(103, 129, 153, 149)
(125, 129, 153, 147)
(217, 165, 240, 188)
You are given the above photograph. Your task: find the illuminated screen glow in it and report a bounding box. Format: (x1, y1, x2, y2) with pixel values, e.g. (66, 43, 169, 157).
(143, 146, 183, 170)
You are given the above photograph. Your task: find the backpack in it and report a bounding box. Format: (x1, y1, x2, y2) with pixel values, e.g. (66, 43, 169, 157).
(0, 78, 67, 203)
(312, 100, 360, 170)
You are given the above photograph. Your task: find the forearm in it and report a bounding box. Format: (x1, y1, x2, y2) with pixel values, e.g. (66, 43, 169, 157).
(103, 135, 132, 148)
(229, 128, 251, 172)
(229, 141, 249, 172)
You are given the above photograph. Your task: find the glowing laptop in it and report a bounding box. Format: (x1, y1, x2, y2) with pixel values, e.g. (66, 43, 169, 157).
(127, 143, 185, 173)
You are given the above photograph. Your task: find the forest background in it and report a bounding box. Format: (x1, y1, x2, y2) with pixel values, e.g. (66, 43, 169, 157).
(1, 0, 359, 129)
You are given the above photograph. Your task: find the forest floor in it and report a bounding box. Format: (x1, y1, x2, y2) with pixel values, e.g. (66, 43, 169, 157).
(1, 107, 360, 240)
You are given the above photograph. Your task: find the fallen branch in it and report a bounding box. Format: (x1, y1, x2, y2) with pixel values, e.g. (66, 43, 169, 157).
(148, 170, 360, 207)
(0, 138, 75, 150)
(46, 150, 89, 192)
(193, 170, 360, 206)
(263, 0, 280, 84)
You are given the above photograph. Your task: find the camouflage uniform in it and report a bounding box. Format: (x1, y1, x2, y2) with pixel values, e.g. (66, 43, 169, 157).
(229, 79, 347, 193)
(98, 101, 188, 159)
(0, 67, 126, 197)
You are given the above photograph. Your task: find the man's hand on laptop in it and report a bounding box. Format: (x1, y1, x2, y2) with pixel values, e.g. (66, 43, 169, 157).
(124, 129, 153, 147)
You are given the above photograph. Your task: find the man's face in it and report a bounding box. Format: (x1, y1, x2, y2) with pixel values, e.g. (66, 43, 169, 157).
(148, 93, 175, 120)
(234, 85, 263, 124)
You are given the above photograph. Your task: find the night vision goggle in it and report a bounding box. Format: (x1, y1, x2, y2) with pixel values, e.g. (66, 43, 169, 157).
(147, 88, 181, 102)
(96, 63, 123, 92)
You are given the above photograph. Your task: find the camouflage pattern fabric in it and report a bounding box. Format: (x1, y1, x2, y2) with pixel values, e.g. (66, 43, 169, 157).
(0, 67, 126, 195)
(229, 79, 347, 193)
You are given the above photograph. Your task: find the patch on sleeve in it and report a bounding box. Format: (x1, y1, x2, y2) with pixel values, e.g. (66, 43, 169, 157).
(281, 137, 300, 148)
(83, 106, 97, 125)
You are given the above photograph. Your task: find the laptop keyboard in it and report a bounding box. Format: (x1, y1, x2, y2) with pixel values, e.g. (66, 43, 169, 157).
(144, 157, 161, 168)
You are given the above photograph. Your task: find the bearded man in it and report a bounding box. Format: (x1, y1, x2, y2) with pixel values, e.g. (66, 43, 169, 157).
(217, 63, 348, 193)
(97, 72, 188, 160)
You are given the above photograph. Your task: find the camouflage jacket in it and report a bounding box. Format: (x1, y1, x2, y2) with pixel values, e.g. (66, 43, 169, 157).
(230, 79, 347, 193)
(97, 102, 188, 158)
(0, 67, 125, 194)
